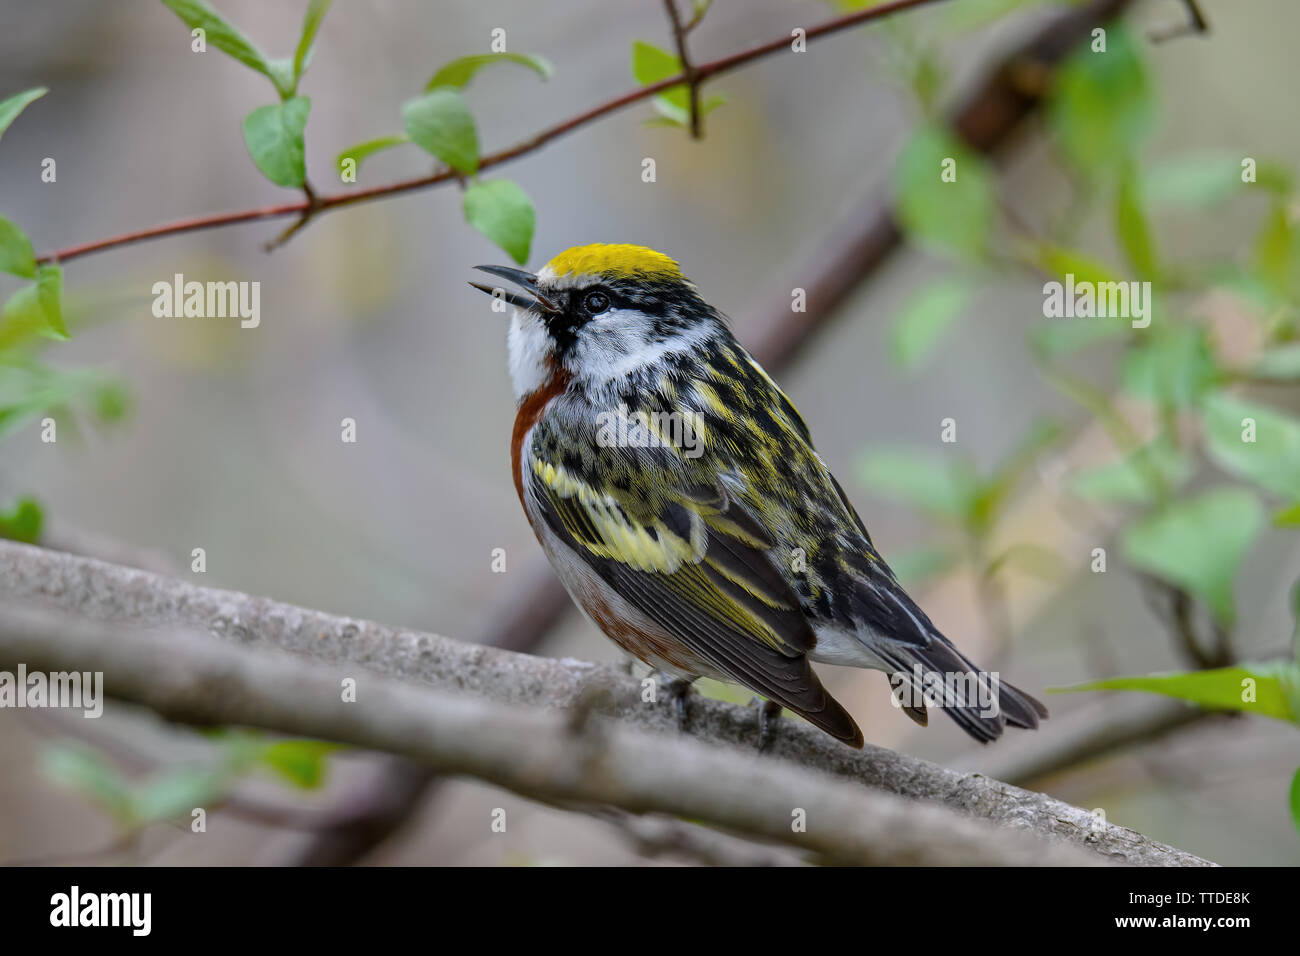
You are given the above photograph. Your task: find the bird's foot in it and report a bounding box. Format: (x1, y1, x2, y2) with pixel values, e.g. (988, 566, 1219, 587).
(753, 696, 784, 752)
(656, 673, 695, 732)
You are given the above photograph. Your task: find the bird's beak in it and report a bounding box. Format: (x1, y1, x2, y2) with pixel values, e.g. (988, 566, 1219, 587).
(469, 265, 561, 314)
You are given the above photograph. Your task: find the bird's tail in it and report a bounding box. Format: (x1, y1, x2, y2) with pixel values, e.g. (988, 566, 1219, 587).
(875, 634, 1048, 743)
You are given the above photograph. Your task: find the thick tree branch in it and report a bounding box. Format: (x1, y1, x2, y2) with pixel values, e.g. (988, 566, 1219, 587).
(0, 603, 1115, 867)
(0, 540, 1212, 865)
(34, 0, 949, 266)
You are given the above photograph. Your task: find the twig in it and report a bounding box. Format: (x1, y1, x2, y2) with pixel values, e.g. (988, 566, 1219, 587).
(1150, 0, 1209, 43)
(663, 0, 703, 139)
(1138, 574, 1234, 669)
(263, 179, 324, 252)
(0, 539, 1212, 865)
(34, 0, 949, 265)
(683, 0, 711, 33)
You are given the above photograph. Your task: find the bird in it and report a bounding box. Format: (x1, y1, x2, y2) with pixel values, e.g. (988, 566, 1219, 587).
(470, 243, 1047, 748)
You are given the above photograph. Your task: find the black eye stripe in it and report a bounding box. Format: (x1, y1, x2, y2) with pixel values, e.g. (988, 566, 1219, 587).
(583, 291, 611, 314)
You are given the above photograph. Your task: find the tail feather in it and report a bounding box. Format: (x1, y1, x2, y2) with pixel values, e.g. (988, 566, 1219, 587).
(878, 635, 1048, 744)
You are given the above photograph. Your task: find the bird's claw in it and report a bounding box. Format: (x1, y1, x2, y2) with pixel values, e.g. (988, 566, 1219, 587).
(658, 674, 694, 732)
(753, 696, 783, 752)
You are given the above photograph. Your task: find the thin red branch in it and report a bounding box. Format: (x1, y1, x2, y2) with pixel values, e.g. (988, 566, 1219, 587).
(35, 0, 947, 265)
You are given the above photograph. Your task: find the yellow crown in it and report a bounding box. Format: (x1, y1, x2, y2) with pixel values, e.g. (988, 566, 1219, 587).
(545, 243, 683, 282)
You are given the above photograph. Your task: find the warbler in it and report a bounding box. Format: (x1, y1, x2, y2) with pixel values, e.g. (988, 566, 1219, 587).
(471, 243, 1046, 748)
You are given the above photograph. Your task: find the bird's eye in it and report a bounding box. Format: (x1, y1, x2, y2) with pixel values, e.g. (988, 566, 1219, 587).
(583, 291, 611, 314)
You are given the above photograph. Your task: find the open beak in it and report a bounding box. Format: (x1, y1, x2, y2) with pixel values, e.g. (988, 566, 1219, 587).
(469, 265, 561, 314)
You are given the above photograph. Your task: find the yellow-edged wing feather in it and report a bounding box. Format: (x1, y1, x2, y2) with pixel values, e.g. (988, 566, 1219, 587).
(526, 449, 863, 745)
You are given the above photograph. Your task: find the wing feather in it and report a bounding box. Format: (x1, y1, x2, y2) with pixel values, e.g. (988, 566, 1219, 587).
(525, 457, 861, 745)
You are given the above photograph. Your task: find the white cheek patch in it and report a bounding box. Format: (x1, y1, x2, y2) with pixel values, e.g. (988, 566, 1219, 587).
(567, 309, 650, 384)
(568, 313, 713, 387)
(507, 309, 554, 399)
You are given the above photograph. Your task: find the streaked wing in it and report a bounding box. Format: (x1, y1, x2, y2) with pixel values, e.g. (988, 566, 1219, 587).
(524, 448, 862, 744)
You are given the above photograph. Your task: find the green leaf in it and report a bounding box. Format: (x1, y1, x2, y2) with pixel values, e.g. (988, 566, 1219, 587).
(261, 739, 339, 789)
(133, 767, 229, 823)
(629, 40, 721, 126)
(1070, 437, 1191, 504)
(1116, 163, 1157, 279)
(1121, 324, 1219, 407)
(0, 495, 42, 543)
(1254, 203, 1299, 302)
(1275, 501, 1300, 527)
(93, 381, 131, 425)
(644, 93, 726, 128)
(160, 0, 276, 83)
(0, 215, 36, 278)
(1029, 245, 1128, 355)
(1293, 580, 1300, 663)
(858, 449, 977, 520)
(1253, 161, 1295, 196)
(1031, 318, 1128, 357)
(1122, 487, 1264, 626)
(3, 264, 67, 340)
(293, 0, 333, 86)
(0, 87, 47, 146)
(205, 726, 272, 767)
(631, 40, 686, 108)
(1139, 152, 1244, 207)
(1203, 391, 1300, 499)
(1291, 766, 1300, 839)
(335, 134, 410, 176)
(1055, 664, 1299, 724)
(1049, 25, 1153, 175)
(889, 278, 970, 371)
(425, 52, 553, 91)
(944, 0, 1043, 30)
(0, 358, 117, 441)
(43, 746, 134, 823)
(894, 125, 994, 259)
(242, 97, 311, 188)
(463, 179, 535, 265)
(1033, 243, 1123, 286)
(265, 58, 296, 100)
(402, 89, 479, 174)
(1252, 344, 1300, 381)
